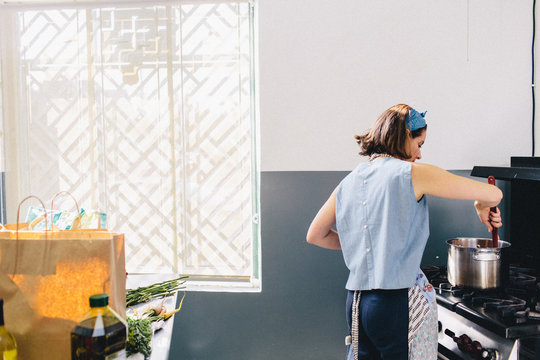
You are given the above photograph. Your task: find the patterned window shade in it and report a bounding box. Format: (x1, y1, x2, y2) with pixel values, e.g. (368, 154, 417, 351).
(0, 1, 259, 281)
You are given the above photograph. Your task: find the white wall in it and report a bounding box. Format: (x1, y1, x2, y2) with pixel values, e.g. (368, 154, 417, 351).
(259, 0, 534, 171)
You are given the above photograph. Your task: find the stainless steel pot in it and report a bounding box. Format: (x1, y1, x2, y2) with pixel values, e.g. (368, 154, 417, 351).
(446, 237, 511, 289)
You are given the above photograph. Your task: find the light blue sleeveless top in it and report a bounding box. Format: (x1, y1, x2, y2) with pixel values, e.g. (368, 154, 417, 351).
(336, 157, 429, 290)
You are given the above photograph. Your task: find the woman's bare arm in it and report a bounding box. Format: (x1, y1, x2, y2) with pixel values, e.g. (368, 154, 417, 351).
(306, 188, 341, 250)
(411, 162, 503, 231)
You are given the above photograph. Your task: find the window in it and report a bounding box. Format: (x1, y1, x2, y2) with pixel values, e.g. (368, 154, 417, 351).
(0, 0, 260, 290)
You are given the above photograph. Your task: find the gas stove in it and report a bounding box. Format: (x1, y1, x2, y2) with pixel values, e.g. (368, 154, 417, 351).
(422, 265, 540, 359)
(422, 158, 540, 359)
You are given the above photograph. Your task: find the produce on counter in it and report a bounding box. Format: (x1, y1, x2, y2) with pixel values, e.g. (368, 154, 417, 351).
(127, 316, 154, 357)
(126, 281, 186, 358)
(126, 276, 188, 307)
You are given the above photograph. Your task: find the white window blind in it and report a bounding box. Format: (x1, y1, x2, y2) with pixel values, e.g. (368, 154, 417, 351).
(0, 0, 260, 285)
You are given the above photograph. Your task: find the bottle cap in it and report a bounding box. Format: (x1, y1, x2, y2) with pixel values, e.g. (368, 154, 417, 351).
(89, 293, 109, 307)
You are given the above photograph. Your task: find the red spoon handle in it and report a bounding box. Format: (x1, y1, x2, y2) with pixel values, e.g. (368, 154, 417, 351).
(487, 176, 498, 248)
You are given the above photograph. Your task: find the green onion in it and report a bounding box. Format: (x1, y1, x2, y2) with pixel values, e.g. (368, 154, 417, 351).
(126, 276, 188, 307)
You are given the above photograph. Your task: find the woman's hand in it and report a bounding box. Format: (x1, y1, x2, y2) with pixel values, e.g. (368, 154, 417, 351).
(475, 202, 502, 233)
(489, 207, 503, 230)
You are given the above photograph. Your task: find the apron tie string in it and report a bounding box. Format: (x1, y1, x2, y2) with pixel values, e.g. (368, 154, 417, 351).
(351, 290, 361, 360)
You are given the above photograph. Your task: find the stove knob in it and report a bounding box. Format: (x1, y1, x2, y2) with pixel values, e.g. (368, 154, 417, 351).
(480, 349, 499, 360)
(469, 341, 483, 359)
(457, 334, 471, 351)
(459, 334, 471, 344)
(461, 339, 482, 358)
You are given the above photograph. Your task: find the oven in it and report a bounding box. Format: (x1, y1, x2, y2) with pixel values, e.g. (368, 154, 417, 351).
(423, 265, 540, 359)
(424, 157, 540, 360)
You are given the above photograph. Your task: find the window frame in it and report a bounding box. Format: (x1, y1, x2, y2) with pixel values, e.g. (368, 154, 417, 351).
(0, 0, 261, 292)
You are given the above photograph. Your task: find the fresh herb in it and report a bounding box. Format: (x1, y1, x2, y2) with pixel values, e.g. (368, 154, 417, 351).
(126, 316, 158, 357)
(126, 276, 188, 307)
(126, 292, 187, 358)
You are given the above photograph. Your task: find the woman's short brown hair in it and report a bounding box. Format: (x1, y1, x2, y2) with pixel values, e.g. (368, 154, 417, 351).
(355, 104, 427, 159)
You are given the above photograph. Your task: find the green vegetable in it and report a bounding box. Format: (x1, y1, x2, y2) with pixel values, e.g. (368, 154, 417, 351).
(126, 276, 188, 307)
(126, 293, 187, 357)
(126, 316, 160, 357)
(126, 284, 188, 358)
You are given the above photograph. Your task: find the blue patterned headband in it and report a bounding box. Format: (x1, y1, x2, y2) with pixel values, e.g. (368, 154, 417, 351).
(406, 108, 427, 131)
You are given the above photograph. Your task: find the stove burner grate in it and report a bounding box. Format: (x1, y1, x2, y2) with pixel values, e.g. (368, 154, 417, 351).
(422, 265, 540, 323)
(469, 294, 527, 318)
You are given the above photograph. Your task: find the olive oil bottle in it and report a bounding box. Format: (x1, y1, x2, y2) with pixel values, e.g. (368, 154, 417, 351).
(71, 294, 127, 360)
(0, 298, 17, 360)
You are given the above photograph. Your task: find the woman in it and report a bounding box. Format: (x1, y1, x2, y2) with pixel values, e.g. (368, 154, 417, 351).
(306, 104, 503, 360)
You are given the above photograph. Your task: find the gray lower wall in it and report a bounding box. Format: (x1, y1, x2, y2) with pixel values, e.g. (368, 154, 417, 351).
(169, 170, 509, 360)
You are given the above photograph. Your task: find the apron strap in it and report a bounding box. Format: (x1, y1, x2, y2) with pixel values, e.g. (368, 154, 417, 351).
(351, 290, 361, 360)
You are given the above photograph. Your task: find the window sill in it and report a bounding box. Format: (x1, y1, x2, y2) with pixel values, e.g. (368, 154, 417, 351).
(185, 278, 261, 293)
(126, 273, 261, 293)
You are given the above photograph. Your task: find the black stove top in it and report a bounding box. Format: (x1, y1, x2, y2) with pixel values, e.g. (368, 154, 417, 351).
(422, 265, 540, 339)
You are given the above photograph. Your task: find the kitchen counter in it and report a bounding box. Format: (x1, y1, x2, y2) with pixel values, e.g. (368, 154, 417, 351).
(126, 274, 180, 360)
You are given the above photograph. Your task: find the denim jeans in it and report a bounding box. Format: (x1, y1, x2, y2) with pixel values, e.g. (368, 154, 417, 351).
(346, 289, 408, 360)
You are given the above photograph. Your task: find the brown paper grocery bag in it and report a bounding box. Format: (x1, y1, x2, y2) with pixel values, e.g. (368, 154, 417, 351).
(0, 229, 126, 360)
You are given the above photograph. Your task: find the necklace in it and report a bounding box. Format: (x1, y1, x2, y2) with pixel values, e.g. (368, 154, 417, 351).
(369, 153, 392, 161)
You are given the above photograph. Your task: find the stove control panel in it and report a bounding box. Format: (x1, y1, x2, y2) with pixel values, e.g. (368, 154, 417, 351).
(438, 306, 518, 360)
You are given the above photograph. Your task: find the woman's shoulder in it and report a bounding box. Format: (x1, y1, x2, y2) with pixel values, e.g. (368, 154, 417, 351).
(386, 157, 413, 172)
(410, 162, 444, 177)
